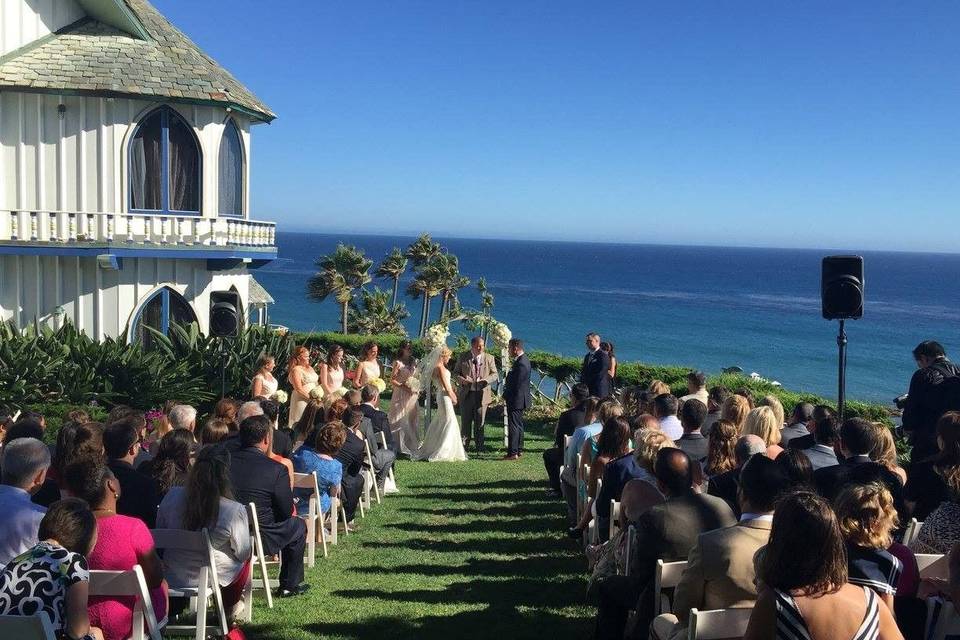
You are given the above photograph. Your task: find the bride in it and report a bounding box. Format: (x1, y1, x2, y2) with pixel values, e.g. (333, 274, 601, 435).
(413, 345, 468, 462)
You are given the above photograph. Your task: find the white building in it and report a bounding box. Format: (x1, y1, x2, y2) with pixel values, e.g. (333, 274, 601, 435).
(0, 0, 278, 344)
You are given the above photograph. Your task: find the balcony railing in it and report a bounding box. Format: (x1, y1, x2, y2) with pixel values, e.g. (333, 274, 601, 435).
(0, 210, 276, 249)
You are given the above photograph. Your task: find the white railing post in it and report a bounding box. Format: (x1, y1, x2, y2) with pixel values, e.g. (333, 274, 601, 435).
(68, 213, 77, 241)
(10, 211, 19, 240)
(30, 212, 38, 240)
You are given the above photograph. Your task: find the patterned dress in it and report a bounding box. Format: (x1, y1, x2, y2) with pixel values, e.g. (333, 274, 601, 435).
(774, 587, 879, 640)
(0, 541, 89, 633)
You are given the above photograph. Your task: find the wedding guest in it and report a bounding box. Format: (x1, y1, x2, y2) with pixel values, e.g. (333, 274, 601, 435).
(287, 346, 319, 426)
(620, 386, 646, 421)
(595, 448, 735, 639)
(580, 332, 612, 398)
(200, 417, 231, 445)
(251, 353, 279, 399)
(238, 400, 265, 424)
(704, 419, 739, 477)
(703, 385, 731, 436)
(600, 341, 617, 381)
(326, 396, 350, 423)
(647, 380, 671, 398)
(260, 400, 292, 457)
(42, 421, 103, 507)
(361, 384, 396, 452)
(2, 418, 43, 447)
(503, 338, 532, 460)
(292, 400, 324, 452)
(143, 405, 173, 455)
(319, 345, 347, 396)
(788, 404, 836, 451)
(577, 401, 625, 502)
(905, 411, 960, 521)
(744, 406, 783, 459)
(708, 435, 766, 516)
(681, 371, 709, 406)
(653, 394, 682, 441)
(388, 340, 420, 456)
(64, 459, 166, 640)
(758, 395, 786, 430)
(835, 482, 903, 612)
(347, 407, 394, 495)
(795, 415, 841, 470)
(291, 422, 344, 518)
(214, 398, 239, 432)
(871, 422, 907, 486)
(781, 402, 813, 446)
(267, 425, 295, 491)
(813, 418, 883, 500)
(651, 454, 791, 640)
(334, 414, 366, 525)
(140, 428, 193, 499)
(733, 389, 755, 409)
(168, 404, 197, 436)
(902, 340, 960, 462)
(742, 491, 901, 640)
(103, 418, 160, 528)
(0, 437, 50, 566)
(353, 341, 381, 388)
(0, 498, 103, 640)
(776, 448, 814, 489)
(229, 415, 308, 598)
(569, 416, 631, 539)
(156, 446, 251, 619)
(560, 397, 602, 522)
(720, 393, 750, 432)
(544, 383, 590, 496)
(453, 336, 499, 451)
(677, 399, 709, 462)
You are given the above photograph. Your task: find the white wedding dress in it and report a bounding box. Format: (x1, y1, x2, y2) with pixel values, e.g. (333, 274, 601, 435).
(413, 369, 468, 462)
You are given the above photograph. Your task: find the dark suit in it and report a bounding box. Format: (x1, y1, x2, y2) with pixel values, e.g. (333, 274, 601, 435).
(596, 491, 736, 639)
(335, 430, 366, 522)
(108, 459, 160, 528)
(357, 415, 395, 487)
(543, 405, 588, 492)
(229, 445, 305, 591)
(707, 467, 741, 517)
(504, 353, 532, 456)
(360, 403, 396, 452)
(581, 349, 611, 398)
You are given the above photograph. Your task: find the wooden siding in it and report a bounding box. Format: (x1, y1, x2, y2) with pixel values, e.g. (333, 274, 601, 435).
(0, 0, 86, 57)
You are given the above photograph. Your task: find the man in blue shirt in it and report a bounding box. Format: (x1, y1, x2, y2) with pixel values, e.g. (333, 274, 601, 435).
(0, 438, 50, 566)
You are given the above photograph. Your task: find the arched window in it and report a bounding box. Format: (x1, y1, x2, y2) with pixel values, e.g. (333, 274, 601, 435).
(129, 287, 198, 348)
(218, 119, 244, 217)
(129, 107, 201, 214)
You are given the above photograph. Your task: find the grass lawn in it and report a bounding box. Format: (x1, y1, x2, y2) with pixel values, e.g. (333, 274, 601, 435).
(245, 415, 592, 639)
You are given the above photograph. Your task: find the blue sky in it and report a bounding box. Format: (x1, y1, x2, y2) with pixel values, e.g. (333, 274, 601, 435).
(155, 1, 960, 251)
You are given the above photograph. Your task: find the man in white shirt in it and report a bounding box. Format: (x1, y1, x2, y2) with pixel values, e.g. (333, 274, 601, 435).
(0, 438, 50, 565)
(654, 394, 683, 441)
(680, 371, 709, 406)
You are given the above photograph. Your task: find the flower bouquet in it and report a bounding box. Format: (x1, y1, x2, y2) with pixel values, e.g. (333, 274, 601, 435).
(369, 377, 387, 393)
(425, 323, 450, 349)
(309, 386, 325, 401)
(273, 389, 288, 404)
(406, 376, 422, 395)
(490, 321, 512, 351)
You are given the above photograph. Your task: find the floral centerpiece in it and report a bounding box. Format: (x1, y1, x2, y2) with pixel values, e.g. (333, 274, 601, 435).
(273, 389, 288, 404)
(425, 323, 450, 349)
(490, 321, 512, 351)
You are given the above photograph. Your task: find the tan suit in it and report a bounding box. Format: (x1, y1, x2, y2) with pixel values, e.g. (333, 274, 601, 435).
(650, 518, 771, 640)
(453, 351, 498, 447)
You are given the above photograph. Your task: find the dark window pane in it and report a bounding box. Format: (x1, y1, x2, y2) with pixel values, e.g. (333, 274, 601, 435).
(168, 115, 200, 212)
(169, 291, 196, 329)
(134, 292, 164, 349)
(130, 111, 163, 210)
(218, 121, 244, 216)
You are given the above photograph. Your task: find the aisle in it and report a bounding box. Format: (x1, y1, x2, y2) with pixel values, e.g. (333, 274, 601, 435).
(247, 419, 593, 639)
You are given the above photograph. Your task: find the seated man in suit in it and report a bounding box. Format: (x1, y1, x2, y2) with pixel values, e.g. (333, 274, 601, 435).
(787, 404, 835, 451)
(795, 415, 840, 471)
(651, 454, 792, 640)
(103, 417, 160, 528)
(676, 399, 709, 464)
(346, 406, 395, 497)
(780, 402, 813, 446)
(595, 448, 736, 640)
(813, 417, 881, 500)
(334, 416, 366, 525)
(359, 384, 396, 452)
(707, 435, 766, 516)
(229, 415, 308, 598)
(543, 383, 590, 496)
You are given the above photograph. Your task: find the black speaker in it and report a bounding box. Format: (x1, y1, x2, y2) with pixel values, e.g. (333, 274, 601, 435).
(209, 291, 241, 337)
(821, 255, 864, 320)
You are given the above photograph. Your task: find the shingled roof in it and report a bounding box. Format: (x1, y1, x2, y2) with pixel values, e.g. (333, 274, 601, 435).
(0, 0, 275, 122)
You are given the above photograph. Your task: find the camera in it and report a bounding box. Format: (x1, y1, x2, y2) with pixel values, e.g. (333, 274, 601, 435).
(894, 393, 908, 410)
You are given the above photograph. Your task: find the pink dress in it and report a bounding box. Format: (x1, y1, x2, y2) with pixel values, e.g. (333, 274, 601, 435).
(87, 514, 168, 640)
(388, 360, 420, 455)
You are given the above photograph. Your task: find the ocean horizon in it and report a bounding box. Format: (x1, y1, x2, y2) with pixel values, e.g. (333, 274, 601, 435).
(256, 231, 960, 405)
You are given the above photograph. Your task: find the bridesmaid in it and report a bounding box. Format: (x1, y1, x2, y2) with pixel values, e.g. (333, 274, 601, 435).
(287, 346, 319, 426)
(388, 341, 420, 456)
(251, 354, 279, 399)
(353, 341, 381, 388)
(319, 345, 346, 396)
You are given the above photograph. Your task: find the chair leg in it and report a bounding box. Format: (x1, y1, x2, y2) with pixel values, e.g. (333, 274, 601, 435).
(195, 570, 208, 640)
(255, 535, 274, 609)
(304, 515, 316, 568)
(319, 511, 328, 558)
(329, 498, 339, 545)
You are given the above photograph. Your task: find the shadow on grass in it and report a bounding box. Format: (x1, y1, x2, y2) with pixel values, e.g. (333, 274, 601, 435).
(397, 503, 562, 516)
(362, 535, 574, 556)
(354, 554, 585, 579)
(381, 516, 558, 534)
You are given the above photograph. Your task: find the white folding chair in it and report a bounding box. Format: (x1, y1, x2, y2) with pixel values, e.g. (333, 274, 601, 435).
(379, 431, 397, 490)
(150, 528, 228, 639)
(293, 471, 328, 565)
(623, 524, 637, 576)
(654, 559, 688, 615)
(609, 499, 621, 540)
(903, 518, 922, 547)
(917, 553, 948, 580)
(364, 438, 382, 505)
(587, 477, 604, 545)
(687, 607, 752, 639)
(247, 502, 276, 609)
(0, 613, 56, 640)
(88, 565, 163, 640)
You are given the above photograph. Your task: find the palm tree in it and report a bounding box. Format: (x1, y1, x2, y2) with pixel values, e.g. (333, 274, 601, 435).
(406, 259, 445, 337)
(375, 248, 408, 307)
(436, 253, 470, 319)
(348, 287, 409, 335)
(307, 244, 373, 334)
(404, 233, 441, 268)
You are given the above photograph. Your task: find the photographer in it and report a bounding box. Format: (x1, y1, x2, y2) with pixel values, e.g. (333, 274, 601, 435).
(902, 340, 960, 462)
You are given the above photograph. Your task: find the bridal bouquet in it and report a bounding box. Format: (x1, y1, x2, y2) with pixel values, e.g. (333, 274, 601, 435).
(273, 389, 288, 404)
(406, 376, 422, 394)
(490, 321, 512, 351)
(369, 377, 387, 393)
(309, 386, 325, 401)
(425, 323, 450, 349)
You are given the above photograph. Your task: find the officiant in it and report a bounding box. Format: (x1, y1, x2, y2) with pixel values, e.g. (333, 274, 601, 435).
(454, 336, 499, 452)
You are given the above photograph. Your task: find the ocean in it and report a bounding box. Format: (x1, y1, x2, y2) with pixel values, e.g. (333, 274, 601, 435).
(256, 232, 960, 405)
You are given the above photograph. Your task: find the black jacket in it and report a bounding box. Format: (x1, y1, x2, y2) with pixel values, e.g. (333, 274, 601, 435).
(902, 358, 960, 436)
(580, 350, 611, 398)
(108, 459, 161, 528)
(228, 446, 294, 529)
(554, 405, 587, 448)
(335, 430, 366, 478)
(360, 403, 395, 451)
(504, 354, 532, 411)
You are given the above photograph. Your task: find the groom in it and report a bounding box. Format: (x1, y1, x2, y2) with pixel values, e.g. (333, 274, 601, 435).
(503, 338, 532, 461)
(454, 336, 499, 452)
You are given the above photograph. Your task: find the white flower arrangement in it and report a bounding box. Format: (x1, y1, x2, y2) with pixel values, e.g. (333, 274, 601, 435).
(490, 321, 512, 351)
(309, 386, 325, 401)
(406, 376, 422, 394)
(424, 323, 450, 349)
(273, 389, 288, 404)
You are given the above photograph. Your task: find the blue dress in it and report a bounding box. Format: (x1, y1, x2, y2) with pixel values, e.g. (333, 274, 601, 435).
(291, 446, 343, 516)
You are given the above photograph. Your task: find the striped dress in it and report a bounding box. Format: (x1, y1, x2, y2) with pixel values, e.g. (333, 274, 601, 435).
(774, 587, 879, 640)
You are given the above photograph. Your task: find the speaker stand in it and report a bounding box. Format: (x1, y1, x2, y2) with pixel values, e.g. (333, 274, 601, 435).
(219, 337, 228, 398)
(837, 319, 847, 421)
